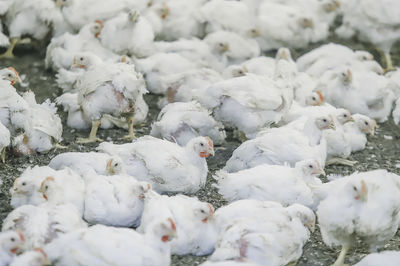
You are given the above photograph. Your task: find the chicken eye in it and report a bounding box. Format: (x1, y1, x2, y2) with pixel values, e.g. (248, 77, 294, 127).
(8, 74, 12, 77)
(308, 165, 313, 168)
(343, 114, 347, 117)
(22, 182, 26, 186)
(312, 96, 316, 100)
(200, 143, 204, 147)
(114, 163, 119, 166)
(80, 57, 84, 61)
(364, 121, 369, 125)
(45, 185, 49, 190)
(10, 237, 15, 242)
(323, 119, 327, 122)
(353, 186, 357, 191)
(200, 210, 205, 213)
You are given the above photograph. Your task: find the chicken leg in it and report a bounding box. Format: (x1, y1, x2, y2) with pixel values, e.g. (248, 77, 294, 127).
(332, 245, 349, 266)
(0, 38, 19, 59)
(1, 147, 6, 163)
(326, 158, 357, 167)
(382, 50, 395, 73)
(122, 116, 135, 140)
(77, 120, 103, 143)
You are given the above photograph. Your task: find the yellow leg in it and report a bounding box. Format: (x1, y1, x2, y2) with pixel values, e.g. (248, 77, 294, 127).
(332, 245, 349, 266)
(384, 52, 396, 73)
(0, 38, 19, 59)
(53, 143, 67, 149)
(1, 147, 5, 163)
(122, 116, 135, 140)
(77, 120, 103, 143)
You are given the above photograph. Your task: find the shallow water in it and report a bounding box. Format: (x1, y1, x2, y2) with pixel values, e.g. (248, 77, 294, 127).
(0, 37, 400, 265)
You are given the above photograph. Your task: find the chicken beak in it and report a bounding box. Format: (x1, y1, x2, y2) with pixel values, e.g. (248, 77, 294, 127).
(327, 120, 336, 130)
(348, 116, 355, 123)
(312, 168, 326, 177)
(302, 19, 314, 29)
(106, 159, 113, 175)
(306, 221, 315, 233)
(221, 44, 230, 52)
(344, 70, 352, 83)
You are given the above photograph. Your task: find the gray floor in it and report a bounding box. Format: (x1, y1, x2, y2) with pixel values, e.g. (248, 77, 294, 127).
(0, 38, 400, 265)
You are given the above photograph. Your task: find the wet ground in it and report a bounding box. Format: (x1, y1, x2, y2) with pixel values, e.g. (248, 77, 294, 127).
(0, 37, 400, 266)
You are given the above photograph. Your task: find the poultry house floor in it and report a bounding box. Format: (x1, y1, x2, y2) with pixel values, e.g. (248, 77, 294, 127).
(1, 38, 400, 265)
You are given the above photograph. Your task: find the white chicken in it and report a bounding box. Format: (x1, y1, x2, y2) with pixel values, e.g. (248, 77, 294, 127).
(354, 251, 400, 266)
(55, 0, 147, 32)
(319, 68, 396, 122)
(2, 203, 87, 251)
(0, 67, 22, 86)
(97, 136, 214, 194)
(74, 59, 148, 143)
(255, 1, 329, 51)
(44, 220, 177, 266)
(1, 0, 62, 58)
(210, 203, 315, 266)
(45, 20, 120, 72)
(138, 191, 217, 256)
(0, 121, 10, 163)
(10, 166, 58, 208)
(157, 68, 223, 107)
(0, 230, 25, 266)
(224, 115, 334, 172)
(100, 10, 155, 57)
(0, 80, 30, 134)
(83, 174, 151, 227)
(12, 91, 63, 155)
(154, 39, 224, 72)
(296, 43, 383, 77)
(200, 73, 292, 139)
(150, 101, 226, 146)
(336, 0, 400, 70)
(38, 168, 85, 214)
(134, 52, 197, 94)
(204, 31, 260, 66)
(49, 151, 124, 176)
(317, 170, 400, 266)
(148, 0, 205, 41)
(198, 0, 257, 36)
(343, 114, 377, 152)
(215, 159, 324, 207)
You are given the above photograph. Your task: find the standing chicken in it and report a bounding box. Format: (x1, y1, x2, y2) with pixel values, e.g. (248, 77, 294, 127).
(317, 170, 400, 266)
(1, 0, 62, 58)
(75, 61, 148, 143)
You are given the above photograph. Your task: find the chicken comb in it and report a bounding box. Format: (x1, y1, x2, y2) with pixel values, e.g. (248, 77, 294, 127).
(16, 229, 25, 242)
(8, 67, 19, 76)
(205, 136, 214, 149)
(316, 90, 324, 103)
(94, 20, 104, 28)
(168, 218, 176, 231)
(34, 248, 48, 259)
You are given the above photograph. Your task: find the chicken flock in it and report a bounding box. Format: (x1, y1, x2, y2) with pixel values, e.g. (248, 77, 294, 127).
(1, 0, 400, 265)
